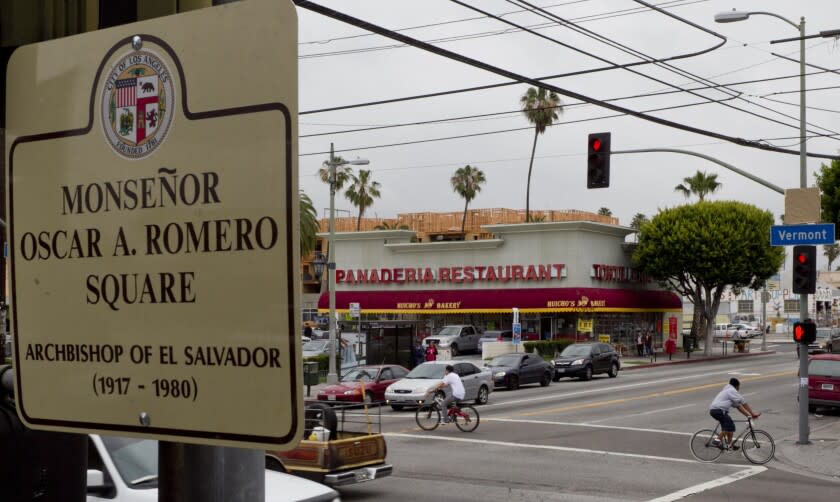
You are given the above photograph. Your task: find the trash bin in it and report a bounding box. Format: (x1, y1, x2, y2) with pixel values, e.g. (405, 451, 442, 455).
(684, 336, 695, 353)
(303, 361, 320, 387)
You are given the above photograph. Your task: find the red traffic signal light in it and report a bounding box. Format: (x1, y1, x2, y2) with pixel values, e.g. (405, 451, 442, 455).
(792, 245, 816, 294)
(793, 321, 816, 344)
(587, 132, 611, 189)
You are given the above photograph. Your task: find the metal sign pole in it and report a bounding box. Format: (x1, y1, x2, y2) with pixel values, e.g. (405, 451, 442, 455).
(159, 442, 265, 502)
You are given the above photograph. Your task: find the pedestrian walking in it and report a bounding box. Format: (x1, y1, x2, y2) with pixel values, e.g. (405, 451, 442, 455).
(644, 332, 653, 357)
(636, 332, 644, 357)
(413, 340, 425, 367)
(425, 341, 438, 362)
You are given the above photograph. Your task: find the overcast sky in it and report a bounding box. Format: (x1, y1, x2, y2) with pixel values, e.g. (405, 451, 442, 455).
(295, 0, 840, 237)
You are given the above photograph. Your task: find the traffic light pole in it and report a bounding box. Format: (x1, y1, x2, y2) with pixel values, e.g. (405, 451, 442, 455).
(798, 307, 810, 445)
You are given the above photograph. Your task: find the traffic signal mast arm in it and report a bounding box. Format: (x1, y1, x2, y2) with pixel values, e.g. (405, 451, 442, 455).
(611, 148, 784, 195)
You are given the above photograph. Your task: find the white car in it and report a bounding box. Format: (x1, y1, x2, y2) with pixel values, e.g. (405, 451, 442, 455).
(87, 434, 339, 502)
(384, 360, 492, 411)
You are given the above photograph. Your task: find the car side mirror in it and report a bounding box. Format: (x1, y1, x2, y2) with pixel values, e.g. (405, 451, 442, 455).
(86, 469, 111, 496)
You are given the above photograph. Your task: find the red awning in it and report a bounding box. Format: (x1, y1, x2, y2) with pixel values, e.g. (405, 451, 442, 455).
(317, 287, 681, 314)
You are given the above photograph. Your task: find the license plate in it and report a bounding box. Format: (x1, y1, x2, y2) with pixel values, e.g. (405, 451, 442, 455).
(555, 368, 564, 373)
(327, 395, 336, 401)
(822, 383, 834, 391)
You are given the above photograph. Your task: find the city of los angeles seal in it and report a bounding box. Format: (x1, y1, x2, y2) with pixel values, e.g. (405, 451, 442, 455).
(100, 50, 175, 160)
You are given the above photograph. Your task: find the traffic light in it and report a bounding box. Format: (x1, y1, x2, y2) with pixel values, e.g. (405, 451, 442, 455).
(792, 321, 816, 344)
(792, 245, 817, 294)
(587, 132, 611, 188)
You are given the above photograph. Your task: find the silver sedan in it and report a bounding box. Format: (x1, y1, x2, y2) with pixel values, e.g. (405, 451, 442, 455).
(384, 361, 492, 411)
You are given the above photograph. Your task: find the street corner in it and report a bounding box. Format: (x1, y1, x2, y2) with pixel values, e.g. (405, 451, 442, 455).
(773, 419, 840, 483)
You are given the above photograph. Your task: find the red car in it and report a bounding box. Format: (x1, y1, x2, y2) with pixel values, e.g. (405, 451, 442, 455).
(808, 354, 840, 413)
(317, 365, 410, 404)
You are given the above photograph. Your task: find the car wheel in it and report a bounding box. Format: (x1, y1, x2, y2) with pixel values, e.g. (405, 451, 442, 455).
(507, 375, 519, 390)
(540, 371, 551, 387)
(450, 344, 459, 357)
(390, 404, 404, 411)
(808, 404, 817, 414)
(363, 392, 372, 405)
(265, 456, 287, 473)
(475, 385, 489, 405)
(608, 362, 619, 378)
(581, 365, 593, 381)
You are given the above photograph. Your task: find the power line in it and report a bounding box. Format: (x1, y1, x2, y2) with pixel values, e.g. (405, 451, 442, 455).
(761, 84, 840, 98)
(758, 96, 840, 115)
(292, 0, 840, 160)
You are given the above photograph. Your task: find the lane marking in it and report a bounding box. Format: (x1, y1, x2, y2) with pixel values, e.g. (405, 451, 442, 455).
(484, 417, 694, 436)
(647, 466, 766, 502)
(511, 370, 795, 418)
(586, 403, 695, 424)
(386, 432, 751, 468)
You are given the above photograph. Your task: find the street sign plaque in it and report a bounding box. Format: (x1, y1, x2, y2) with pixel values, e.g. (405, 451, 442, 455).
(512, 323, 522, 345)
(349, 302, 361, 318)
(770, 223, 836, 246)
(5, 0, 302, 449)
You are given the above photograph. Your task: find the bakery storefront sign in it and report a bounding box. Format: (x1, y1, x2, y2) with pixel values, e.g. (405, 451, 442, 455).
(336, 263, 565, 285)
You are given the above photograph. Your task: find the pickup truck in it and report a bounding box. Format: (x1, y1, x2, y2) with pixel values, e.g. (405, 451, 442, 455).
(423, 325, 481, 356)
(266, 402, 392, 487)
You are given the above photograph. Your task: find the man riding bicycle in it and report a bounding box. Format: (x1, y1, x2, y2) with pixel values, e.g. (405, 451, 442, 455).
(709, 378, 760, 450)
(433, 365, 465, 424)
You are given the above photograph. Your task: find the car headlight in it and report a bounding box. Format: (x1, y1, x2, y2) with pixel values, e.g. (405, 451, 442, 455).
(343, 389, 360, 395)
(494, 371, 506, 377)
(572, 358, 585, 365)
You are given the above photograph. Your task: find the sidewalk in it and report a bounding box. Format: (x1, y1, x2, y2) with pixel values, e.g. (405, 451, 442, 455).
(774, 415, 840, 483)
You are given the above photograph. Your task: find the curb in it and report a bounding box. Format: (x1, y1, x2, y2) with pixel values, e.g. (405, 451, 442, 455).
(621, 350, 777, 370)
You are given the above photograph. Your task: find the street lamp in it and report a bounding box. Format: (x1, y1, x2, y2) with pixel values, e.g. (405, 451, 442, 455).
(326, 143, 369, 384)
(312, 251, 326, 282)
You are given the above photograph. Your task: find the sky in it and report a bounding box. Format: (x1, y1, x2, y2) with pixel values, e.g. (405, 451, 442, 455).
(295, 0, 840, 235)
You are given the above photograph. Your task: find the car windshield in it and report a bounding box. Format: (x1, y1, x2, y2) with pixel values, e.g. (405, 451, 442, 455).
(100, 436, 158, 487)
(406, 364, 446, 379)
(488, 355, 521, 367)
(560, 345, 592, 357)
(303, 340, 328, 351)
(342, 368, 376, 381)
(810, 360, 840, 377)
(437, 327, 461, 337)
(816, 329, 831, 340)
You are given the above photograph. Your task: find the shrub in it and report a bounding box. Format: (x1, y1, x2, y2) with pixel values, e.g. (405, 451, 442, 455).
(522, 340, 573, 358)
(304, 354, 330, 372)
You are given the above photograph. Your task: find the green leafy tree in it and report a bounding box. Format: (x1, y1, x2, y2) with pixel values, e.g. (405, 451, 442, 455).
(299, 191, 319, 257)
(598, 207, 612, 217)
(344, 169, 382, 231)
(674, 171, 721, 201)
(629, 213, 649, 242)
(825, 243, 840, 271)
(815, 158, 840, 239)
(450, 165, 487, 239)
(633, 201, 783, 356)
(520, 87, 562, 222)
(318, 155, 354, 191)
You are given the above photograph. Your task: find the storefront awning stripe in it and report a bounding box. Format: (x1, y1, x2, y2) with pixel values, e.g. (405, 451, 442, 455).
(317, 287, 681, 314)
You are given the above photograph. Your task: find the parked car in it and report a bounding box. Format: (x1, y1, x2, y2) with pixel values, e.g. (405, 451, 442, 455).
(384, 360, 492, 410)
(552, 343, 620, 381)
(477, 330, 513, 352)
(86, 434, 340, 502)
(807, 328, 833, 354)
(486, 352, 553, 390)
(807, 354, 840, 413)
(727, 323, 762, 339)
(317, 365, 409, 404)
(423, 325, 481, 356)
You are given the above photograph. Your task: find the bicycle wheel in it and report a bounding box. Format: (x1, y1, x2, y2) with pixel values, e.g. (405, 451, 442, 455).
(415, 404, 440, 431)
(453, 405, 480, 432)
(690, 429, 723, 462)
(741, 429, 775, 465)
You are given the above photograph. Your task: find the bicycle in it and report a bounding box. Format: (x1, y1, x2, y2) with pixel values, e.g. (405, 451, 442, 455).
(415, 394, 480, 432)
(689, 416, 775, 464)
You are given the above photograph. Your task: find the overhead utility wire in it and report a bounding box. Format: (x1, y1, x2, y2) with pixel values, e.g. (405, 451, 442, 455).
(761, 84, 840, 97)
(504, 0, 840, 139)
(301, 69, 835, 138)
(759, 96, 840, 115)
(299, 0, 698, 48)
(292, 0, 839, 160)
(300, 94, 740, 157)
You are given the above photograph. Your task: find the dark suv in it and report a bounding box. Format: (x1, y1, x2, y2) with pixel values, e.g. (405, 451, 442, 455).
(552, 343, 620, 381)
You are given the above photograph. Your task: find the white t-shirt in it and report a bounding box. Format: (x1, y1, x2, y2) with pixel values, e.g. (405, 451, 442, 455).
(442, 372, 465, 399)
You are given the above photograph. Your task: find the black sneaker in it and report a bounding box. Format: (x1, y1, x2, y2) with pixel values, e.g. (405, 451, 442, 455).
(731, 444, 740, 451)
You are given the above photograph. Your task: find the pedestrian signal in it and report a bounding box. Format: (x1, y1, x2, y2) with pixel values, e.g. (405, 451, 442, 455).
(792, 321, 816, 344)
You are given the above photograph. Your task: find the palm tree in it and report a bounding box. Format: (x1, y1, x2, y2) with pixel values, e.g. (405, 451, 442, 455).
(630, 213, 649, 242)
(374, 221, 409, 230)
(344, 169, 382, 231)
(520, 87, 562, 222)
(318, 155, 354, 192)
(598, 207, 612, 217)
(674, 171, 721, 201)
(450, 165, 486, 239)
(299, 191, 319, 257)
(825, 243, 840, 270)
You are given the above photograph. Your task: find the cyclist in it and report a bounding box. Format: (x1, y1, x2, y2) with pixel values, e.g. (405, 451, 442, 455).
(433, 365, 465, 424)
(709, 378, 760, 450)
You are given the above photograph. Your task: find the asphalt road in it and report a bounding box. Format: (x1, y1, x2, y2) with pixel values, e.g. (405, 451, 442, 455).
(338, 343, 840, 501)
